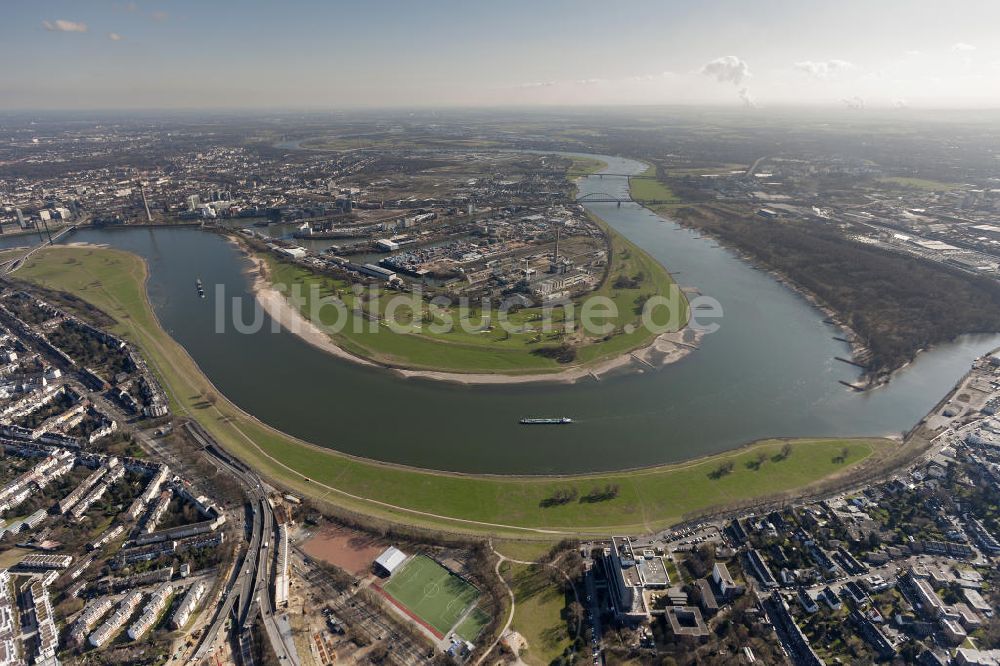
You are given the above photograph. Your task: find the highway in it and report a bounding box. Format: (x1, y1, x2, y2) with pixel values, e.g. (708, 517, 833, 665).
(184, 421, 300, 666)
(0, 223, 78, 275)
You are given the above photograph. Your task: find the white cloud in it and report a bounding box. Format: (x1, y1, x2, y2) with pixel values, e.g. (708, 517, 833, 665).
(517, 81, 556, 89)
(701, 56, 751, 85)
(42, 19, 88, 33)
(794, 59, 855, 79)
(952, 42, 976, 52)
(108, 32, 124, 41)
(892, 98, 908, 109)
(738, 88, 756, 108)
(841, 96, 866, 109)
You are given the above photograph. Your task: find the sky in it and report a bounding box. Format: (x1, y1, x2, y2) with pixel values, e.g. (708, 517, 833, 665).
(3, 0, 1000, 110)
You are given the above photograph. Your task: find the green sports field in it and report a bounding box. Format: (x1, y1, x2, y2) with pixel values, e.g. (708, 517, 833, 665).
(382, 555, 481, 637)
(454, 607, 490, 643)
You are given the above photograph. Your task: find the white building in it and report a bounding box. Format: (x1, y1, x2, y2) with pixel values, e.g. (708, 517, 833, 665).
(274, 524, 290, 608)
(374, 547, 407, 577)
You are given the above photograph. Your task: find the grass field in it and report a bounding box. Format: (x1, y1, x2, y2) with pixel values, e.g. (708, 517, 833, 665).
(504, 562, 573, 665)
(0, 546, 30, 569)
(11, 245, 897, 537)
(493, 540, 555, 562)
(629, 163, 679, 202)
(381, 555, 480, 637)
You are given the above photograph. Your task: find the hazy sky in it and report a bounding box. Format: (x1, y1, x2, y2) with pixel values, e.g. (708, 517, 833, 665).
(4, 0, 1000, 110)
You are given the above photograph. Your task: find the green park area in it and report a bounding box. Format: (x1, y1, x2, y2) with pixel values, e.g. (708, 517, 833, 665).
(503, 562, 575, 665)
(11, 245, 896, 537)
(381, 554, 481, 638)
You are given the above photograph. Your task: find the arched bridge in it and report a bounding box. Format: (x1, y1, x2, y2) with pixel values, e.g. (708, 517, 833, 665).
(574, 192, 674, 205)
(574, 172, 658, 179)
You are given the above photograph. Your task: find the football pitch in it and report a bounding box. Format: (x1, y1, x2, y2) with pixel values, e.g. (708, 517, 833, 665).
(381, 554, 481, 637)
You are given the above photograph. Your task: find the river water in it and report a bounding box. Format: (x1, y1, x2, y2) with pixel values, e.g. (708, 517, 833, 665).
(5, 153, 998, 474)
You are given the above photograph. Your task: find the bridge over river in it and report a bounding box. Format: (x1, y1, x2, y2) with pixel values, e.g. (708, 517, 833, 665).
(14, 150, 1000, 475)
(0, 224, 77, 275)
(574, 191, 674, 205)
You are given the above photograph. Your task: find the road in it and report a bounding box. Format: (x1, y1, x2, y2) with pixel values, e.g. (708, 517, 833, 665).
(583, 568, 603, 665)
(1, 223, 78, 275)
(184, 421, 300, 666)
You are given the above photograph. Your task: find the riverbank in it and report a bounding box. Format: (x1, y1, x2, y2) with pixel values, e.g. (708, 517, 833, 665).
(236, 147, 698, 383)
(226, 213, 702, 378)
(246, 252, 379, 369)
(9, 244, 896, 536)
(246, 248, 701, 385)
(661, 203, 906, 389)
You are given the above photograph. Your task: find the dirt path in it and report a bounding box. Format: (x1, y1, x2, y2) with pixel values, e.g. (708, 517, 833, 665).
(477, 544, 582, 666)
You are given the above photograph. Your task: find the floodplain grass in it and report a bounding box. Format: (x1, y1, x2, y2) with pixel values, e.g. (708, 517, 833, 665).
(263, 256, 563, 373)
(493, 540, 556, 562)
(381, 554, 480, 637)
(13, 245, 896, 537)
(566, 156, 608, 178)
(629, 163, 679, 202)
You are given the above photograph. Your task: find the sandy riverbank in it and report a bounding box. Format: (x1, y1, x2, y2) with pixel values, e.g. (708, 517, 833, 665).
(247, 255, 379, 369)
(243, 250, 700, 385)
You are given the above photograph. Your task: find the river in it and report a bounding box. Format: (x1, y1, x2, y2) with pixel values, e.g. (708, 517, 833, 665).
(4, 152, 998, 474)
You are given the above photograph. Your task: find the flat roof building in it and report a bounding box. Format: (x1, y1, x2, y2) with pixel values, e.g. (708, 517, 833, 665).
(604, 537, 649, 621)
(18, 554, 73, 570)
(712, 562, 744, 599)
(665, 606, 710, 638)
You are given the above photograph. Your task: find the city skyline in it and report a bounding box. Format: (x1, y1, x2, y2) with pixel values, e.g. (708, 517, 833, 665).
(4, 0, 1000, 110)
